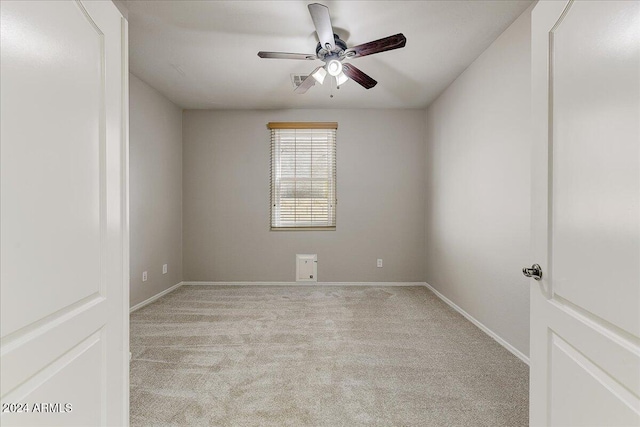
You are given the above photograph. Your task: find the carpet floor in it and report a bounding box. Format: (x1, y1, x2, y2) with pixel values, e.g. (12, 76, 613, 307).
(130, 285, 529, 426)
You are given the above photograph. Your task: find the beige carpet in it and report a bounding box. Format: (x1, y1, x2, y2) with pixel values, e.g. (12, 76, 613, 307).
(130, 286, 528, 426)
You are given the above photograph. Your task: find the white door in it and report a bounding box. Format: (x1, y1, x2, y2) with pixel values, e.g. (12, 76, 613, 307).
(1, 1, 129, 426)
(530, 0, 640, 425)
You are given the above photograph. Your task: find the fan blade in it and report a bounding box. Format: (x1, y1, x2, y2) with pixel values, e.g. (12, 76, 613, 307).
(344, 33, 406, 59)
(308, 3, 335, 51)
(258, 51, 317, 60)
(294, 67, 323, 94)
(342, 63, 377, 89)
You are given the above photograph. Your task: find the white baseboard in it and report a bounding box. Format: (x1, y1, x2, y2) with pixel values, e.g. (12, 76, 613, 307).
(423, 282, 530, 366)
(129, 282, 183, 313)
(182, 281, 427, 287)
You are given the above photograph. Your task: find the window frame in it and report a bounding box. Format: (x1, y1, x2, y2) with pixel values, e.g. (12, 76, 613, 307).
(269, 122, 337, 231)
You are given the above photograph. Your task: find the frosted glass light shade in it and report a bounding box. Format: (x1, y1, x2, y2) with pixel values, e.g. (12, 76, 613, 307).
(311, 67, 327, 84)
(336, 72, 348, 86)
(326, 60, 342, 77)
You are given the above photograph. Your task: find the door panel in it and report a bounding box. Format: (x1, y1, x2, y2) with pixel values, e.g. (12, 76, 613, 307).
(530, 1, 640, 425)
(550, 333, 638, 426)
(2, 332, 104, 426)
(0, 1, 128, 425)
(545, 298, 640, 398)
(0, 0, 104, 338)
(0, 297, 107, 397)
(551, 0, 640, 337)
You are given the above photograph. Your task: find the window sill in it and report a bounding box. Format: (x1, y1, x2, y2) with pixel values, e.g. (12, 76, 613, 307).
(270, 227, 336, 231)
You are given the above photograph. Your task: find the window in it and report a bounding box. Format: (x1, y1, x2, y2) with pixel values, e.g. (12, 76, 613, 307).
(269, 122, 337, 230)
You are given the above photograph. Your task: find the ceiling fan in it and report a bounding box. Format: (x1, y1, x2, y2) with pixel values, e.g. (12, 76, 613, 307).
(257, 3, 406, 94)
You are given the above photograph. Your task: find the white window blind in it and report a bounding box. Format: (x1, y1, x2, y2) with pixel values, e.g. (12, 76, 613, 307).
(269, 122, 337, 230)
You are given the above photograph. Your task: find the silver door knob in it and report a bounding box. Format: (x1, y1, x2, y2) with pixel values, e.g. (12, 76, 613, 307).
(522, 264, 543, 281)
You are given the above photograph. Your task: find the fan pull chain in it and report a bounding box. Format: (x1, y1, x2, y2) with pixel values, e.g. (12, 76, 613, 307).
(330, 77, 334, 98)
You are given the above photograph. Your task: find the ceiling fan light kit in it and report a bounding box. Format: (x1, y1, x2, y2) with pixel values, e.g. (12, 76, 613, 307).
(311, 66, 327, 84)
(257, 3, 407, 95)
(326, 60, 343, 77)
(335, 72, 348, 86)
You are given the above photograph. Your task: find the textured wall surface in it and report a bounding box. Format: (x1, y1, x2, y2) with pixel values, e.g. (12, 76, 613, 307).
(182, 109, 426, 282)
(424, 7, 533, 357)
(130, 73, 183, 307)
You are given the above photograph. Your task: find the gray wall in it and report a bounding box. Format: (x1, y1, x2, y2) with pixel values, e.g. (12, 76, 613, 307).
(424, 8, 532, 357)
(183, 109, 426, 282)
(130, 73, 183, 307)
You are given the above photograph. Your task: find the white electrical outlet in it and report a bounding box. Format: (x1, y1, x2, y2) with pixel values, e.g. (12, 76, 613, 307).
(142, 271, 148, 282)
(162, 264, 168, 274)
(377, 259, 383, 268)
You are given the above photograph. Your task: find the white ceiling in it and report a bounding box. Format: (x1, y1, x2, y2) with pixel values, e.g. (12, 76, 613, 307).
(124, 0, 531, 109)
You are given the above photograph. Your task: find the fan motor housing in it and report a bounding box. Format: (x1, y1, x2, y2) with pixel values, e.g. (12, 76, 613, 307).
(316, 34, 348, 60)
